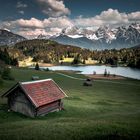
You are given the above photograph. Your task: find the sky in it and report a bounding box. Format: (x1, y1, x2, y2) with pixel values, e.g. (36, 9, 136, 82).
(0, 0, 140, 38)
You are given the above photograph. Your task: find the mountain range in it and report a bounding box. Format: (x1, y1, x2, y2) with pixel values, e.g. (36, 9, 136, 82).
(38, 23, 140, 50)
(0, 23, 140, 50)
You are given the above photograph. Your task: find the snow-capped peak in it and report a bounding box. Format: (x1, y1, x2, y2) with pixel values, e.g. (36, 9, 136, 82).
(37, 23, 140, 46)
(3, 28, 11, 32)
(67, 34, 84, 38)
(61, 26, 80, 35)
(131, 23, 140, 30)
(86, 34, 99, 40)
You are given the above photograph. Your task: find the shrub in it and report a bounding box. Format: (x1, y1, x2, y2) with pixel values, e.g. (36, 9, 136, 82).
(107, 71, 110, 77)
(93, 71, 96, 75)
(113, 74, 116, 77)
(45, 68, 50, 71)
(1, 68, 14, 80)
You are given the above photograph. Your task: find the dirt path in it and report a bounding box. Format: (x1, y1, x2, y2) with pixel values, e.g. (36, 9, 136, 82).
(57, 72, 85, 80)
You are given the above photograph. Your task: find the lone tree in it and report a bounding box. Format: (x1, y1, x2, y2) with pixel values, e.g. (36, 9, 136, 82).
(104, 69, 107, 77)
(35, 63, 40, 70)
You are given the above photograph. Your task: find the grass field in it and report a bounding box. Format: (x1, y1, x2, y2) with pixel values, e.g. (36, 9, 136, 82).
(0, 68, 140, 140)
(59, 57, 74, 63)
(59, 57, 98, 65)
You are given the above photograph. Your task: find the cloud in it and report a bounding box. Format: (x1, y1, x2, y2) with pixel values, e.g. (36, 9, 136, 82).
(18, 10, 24, 15)
(0, 16, 73, 38)
(16, 1, 28, 8)
(15, 18, 44, 28)
(10, 16, 73, 29)
(37, 0, 70, 17)
(74, 9, 130, 28)
(0, 9, 140, 38)
(128, 11, 140, 21)
(18, 28, 48, 38)
(16, 2, 27, 15)
(43, 16, 73, 28)
(18, 27, 62, 38)
(96, 9, 128, 22)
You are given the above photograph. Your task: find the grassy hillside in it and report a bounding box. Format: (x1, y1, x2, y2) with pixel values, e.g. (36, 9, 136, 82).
(0, 68, 140, 140)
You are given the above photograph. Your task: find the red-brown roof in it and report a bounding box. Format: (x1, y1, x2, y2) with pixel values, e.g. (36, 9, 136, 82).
(21, 79, 67, 107)
(2, 79, 67, 108)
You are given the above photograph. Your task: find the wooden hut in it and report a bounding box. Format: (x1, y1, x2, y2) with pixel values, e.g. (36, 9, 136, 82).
(2, 79, 67, 117)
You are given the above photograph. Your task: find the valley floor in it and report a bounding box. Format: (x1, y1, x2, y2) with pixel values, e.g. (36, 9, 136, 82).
(0, 68, 140, 140)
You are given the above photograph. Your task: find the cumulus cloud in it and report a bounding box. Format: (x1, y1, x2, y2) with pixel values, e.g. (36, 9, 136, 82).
(18, 27, 63, 38)
(16, 18, 44, 28)
(16, 1, 28, 8)
(43, 16, 73, 27)
(18, 28, 48, 38)
(11, 16, 73, 28)
(74, 9, 130, 29)
(0, 9, 140, 38)
(37, 0, 70, 17)
(128, 11, 140, 21)
(96, 9, 128, 22)
(0, 16, 73, 38)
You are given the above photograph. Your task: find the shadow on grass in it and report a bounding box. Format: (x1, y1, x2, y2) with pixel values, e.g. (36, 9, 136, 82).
(66, 96, 82, 101)
(0, 103, 68, 122)
(0, 104, 33, 122)
(0, 104, 8, 111)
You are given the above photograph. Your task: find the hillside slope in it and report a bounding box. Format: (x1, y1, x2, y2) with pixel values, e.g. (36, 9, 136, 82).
(0, 29, 26, 46)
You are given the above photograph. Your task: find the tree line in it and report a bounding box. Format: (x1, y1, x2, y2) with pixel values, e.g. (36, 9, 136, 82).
(0, 39, 140, 68)
(91, 47, 140, 68)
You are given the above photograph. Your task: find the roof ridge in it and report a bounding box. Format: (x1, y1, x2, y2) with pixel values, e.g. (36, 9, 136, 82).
(21, 79, 52, 85)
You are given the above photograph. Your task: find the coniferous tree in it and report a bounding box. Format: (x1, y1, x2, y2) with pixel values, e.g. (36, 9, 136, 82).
(104, 69, 107, 77)
(35, 63, 40, 70)
(72, 54, 81, 64)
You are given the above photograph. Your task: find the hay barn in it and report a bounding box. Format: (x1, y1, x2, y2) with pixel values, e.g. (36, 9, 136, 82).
(2, 79, 67, 117)
(83, 78, 92, 86)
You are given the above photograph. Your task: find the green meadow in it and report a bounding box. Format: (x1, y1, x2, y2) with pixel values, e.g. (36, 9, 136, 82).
(0, 68, 140, 140)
